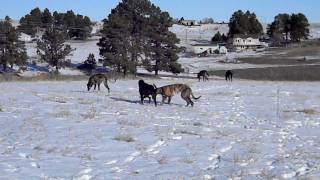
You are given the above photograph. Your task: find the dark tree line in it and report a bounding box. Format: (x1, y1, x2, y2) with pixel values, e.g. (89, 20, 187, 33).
(0, 16, 27, 71)
(98, 0, 182, 76)
(211, 31, 228, 43)
(267, 13, 309, 43)
(19, 8, 92, 40)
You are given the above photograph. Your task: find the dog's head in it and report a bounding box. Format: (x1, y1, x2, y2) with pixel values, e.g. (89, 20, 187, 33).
(138, 80, 145, 87)
(87, 82, 92, 91)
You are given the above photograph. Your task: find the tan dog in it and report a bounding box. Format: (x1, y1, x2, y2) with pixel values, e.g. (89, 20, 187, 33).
(155, 84, 201, 106)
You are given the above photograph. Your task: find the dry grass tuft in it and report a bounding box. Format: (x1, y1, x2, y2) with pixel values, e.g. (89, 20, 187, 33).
(283, 108, 318, 115)
(55, 109, 71, 118)
(113, 134, 135, 143)
(81, 106, 97, 119)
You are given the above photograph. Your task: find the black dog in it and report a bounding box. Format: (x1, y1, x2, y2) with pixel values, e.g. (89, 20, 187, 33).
(138, 80, 157, 106)
(225, 70, 233, 81)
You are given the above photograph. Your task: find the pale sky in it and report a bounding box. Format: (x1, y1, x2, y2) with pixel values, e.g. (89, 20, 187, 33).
(1, 0, 319, 23)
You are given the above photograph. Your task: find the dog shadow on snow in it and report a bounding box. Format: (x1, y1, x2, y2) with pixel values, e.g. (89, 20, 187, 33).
(110, 97, 184, 107)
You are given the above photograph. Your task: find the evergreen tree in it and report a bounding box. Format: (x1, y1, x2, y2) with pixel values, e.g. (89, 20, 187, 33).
(53, 11, 65, 28)
(42, 8, 53, 28)
(290, 13, 309, 42)
(144, 6, 182, 75)
(211, 31, 222, 43)
(19, 8, 92, 40)
(98, 13, 132, 76)
(0, 17, 27, 71)
(36, 27, 74, 72)
(68, 14, 92, 39)
(267, 13, 309, 43)
(98, 0, 182, 76)
(84, 53, 96, 65)
(228, 10, 263, 38)
(267, 13, 291, 43)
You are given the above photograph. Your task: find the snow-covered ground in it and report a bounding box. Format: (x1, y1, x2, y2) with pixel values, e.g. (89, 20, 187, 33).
(0, 79, 319, 179)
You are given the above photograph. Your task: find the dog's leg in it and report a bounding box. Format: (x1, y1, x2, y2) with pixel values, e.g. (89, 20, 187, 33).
(190, 98, 194, 107)
(162, 96, 167, 104)
(140, 95, 144, 104)
(94, 84, 97, 90)
(168, 96, 172, 104)
(98, 83, 101, 91)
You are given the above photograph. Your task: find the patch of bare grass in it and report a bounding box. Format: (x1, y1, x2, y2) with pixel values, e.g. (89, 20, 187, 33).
(113, 134, 135, 143)
(55, 109, 71, 118)
(283, 108, 318, 115)
(173, 129, 200, 136)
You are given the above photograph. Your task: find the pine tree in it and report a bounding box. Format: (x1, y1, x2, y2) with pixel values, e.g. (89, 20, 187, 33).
(98, 0, 182, 76)
(211, 31, 222, 43)
(228, 10, 263, 38)
(0, 17, 27, 71)
(267, 13, 309, 43)
(145, 8, 182, 75)
(290, 13, 309, 42)
(84, 53, 96, 65)
(267, 13, 291, 43)
(42, 8, 53, 28)
(98, 12, 132, 76)
(36, 27, 74, 73)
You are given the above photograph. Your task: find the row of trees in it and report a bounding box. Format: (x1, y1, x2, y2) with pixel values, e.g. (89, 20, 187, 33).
(97, 0, 182, 76)
(19, 8, 92, 39)
(0, 16, 27, 71)
(267, 13, 310, 43)
(211, 10, 310, 44)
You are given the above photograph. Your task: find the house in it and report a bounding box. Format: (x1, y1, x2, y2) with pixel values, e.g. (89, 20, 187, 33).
(180, 20, 198, 26)
(193, 44, 218, 55)
(232, 35, 268, 51)
(218, 46, 228, 54)
(192, 44, 228, 56)
(19, 32, 32, 42)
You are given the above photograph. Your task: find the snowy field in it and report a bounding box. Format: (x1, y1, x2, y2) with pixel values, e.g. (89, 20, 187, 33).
(0, 79, 320, 179)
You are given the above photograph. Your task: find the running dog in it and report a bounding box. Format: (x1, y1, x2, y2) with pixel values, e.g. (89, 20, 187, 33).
(197, 70, 209, 82)
(225, 70, 233, 82)
(87, 73, 110, 92)
(155, 84, 201, 107)
(138, 80, 157, 106)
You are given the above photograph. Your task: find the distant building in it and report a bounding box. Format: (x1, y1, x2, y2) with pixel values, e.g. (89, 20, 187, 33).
(19, 33, 32, 42)
(180, 20, 198, 26)
(232, 35, 268, 51)
(192, 44, 228, 56)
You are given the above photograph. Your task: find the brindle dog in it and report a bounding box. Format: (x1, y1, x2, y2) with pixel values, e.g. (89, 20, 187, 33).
(155, 84, 201, 107)
(197, 70, 209, 82)
(87, 73, 110, 92)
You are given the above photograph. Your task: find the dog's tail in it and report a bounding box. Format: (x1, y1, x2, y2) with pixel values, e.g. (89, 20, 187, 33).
(191, 91, 201, 100)
(206, 71, 209, 76)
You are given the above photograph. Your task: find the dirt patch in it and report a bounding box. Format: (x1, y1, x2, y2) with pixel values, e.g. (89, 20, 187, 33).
(209, 65, 320, 81)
